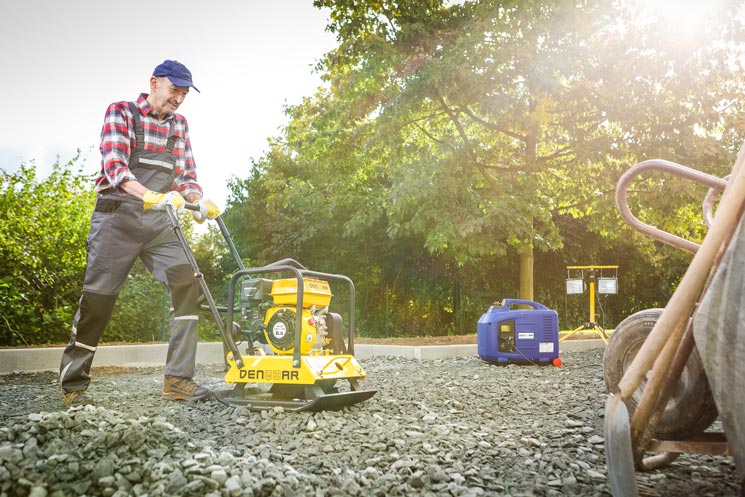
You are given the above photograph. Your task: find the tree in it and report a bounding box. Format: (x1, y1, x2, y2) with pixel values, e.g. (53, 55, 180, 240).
(310, 0, 744, 294)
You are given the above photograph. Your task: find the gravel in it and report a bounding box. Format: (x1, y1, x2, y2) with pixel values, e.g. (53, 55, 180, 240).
(0, 349, 739, 496)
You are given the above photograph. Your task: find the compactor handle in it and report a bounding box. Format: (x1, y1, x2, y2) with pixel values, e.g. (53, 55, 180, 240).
(499, 299, 547, 310)
(181, 202, 246, 271)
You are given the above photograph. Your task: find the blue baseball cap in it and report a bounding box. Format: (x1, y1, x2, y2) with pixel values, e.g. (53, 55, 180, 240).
(152, 60, 200, 93)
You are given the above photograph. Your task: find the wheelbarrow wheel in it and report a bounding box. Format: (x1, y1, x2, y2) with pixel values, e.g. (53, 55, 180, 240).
(603, 308, 718, 440)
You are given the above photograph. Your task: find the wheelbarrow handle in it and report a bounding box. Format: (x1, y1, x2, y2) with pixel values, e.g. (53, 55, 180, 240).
(615, 159, 729, 254)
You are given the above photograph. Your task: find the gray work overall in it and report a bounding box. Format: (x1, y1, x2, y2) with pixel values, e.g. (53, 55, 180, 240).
(60, 103, 200, 392)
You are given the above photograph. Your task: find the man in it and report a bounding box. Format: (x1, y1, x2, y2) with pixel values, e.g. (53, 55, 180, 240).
(59, 60, 220, 407)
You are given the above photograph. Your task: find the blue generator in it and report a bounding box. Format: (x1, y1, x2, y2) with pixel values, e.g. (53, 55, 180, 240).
(477, 299, 560, 365)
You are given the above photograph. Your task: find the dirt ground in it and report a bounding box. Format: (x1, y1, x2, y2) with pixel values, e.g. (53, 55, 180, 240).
(354, 334, 479, 346)
(354, 330, 604, 346)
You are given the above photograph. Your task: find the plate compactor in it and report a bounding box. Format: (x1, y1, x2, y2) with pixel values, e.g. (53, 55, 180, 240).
(166, 204, 376, 412)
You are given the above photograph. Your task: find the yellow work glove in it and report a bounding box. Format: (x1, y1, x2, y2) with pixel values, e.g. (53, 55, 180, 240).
(192, 198, 220, 224)
(142, 190, 185, 213)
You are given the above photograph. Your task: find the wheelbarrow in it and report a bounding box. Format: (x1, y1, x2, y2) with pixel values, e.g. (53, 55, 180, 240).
(604, 146, 745, 496)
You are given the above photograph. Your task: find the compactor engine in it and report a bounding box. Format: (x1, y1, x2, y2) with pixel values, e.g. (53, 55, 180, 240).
(240, 278, 335, 355)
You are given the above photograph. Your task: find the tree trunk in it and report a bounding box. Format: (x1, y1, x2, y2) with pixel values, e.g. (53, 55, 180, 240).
(519, 247, 534, 302)
(520, 128, 537, 303)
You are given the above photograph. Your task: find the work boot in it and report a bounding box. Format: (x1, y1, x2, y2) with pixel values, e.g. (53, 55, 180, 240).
(162, 376, 211, 401)
(62, 390, 94, 407)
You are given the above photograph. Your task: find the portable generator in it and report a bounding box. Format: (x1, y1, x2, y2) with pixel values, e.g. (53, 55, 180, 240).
(477, 299, 560, 365)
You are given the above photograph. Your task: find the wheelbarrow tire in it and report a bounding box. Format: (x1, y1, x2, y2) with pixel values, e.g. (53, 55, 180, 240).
(603, 308, 719, 440)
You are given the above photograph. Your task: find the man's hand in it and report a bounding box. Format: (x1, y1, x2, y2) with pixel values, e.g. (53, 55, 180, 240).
(142, 190, 185, 213)
(192, 198, 220, 224)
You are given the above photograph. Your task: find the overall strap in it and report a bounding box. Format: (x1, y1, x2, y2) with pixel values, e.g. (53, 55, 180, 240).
(127, 102, 145, 148)
(166, 133, 178, 153)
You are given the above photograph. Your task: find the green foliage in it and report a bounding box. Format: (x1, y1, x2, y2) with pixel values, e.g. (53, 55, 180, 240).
(106, 263, 170, 343)
(0, 156, 94, 345)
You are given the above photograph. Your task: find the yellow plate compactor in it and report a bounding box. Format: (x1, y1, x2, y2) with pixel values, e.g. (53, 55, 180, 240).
(167, 204, 376, 411)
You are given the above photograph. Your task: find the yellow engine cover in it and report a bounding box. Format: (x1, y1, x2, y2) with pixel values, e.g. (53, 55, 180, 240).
(264, 306, 317, 355)
(270, 278, 332, 308)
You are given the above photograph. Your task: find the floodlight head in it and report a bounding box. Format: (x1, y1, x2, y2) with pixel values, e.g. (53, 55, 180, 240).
(566, 278, 585, 295)
(598, 277, 618, 295)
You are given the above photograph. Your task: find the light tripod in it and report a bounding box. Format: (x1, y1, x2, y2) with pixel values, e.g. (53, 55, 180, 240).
(561, 265, 618, 343)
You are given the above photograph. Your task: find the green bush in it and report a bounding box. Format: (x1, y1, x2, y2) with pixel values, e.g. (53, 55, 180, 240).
(0, 157, 94, 346)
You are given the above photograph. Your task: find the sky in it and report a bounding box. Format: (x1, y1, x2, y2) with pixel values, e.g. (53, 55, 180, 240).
(0, 0, 337, 210)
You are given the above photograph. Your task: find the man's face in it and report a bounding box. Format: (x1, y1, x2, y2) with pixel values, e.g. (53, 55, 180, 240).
(149, 76, 189, 116)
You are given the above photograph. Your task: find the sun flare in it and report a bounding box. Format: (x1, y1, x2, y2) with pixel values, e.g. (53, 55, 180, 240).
(630, 0, 728, 31)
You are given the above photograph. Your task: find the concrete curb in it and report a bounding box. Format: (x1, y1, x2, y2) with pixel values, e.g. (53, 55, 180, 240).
(0, 339, 605, 374)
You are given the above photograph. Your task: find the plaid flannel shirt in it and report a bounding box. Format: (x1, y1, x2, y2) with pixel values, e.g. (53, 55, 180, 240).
(94, 93, 202, 198)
